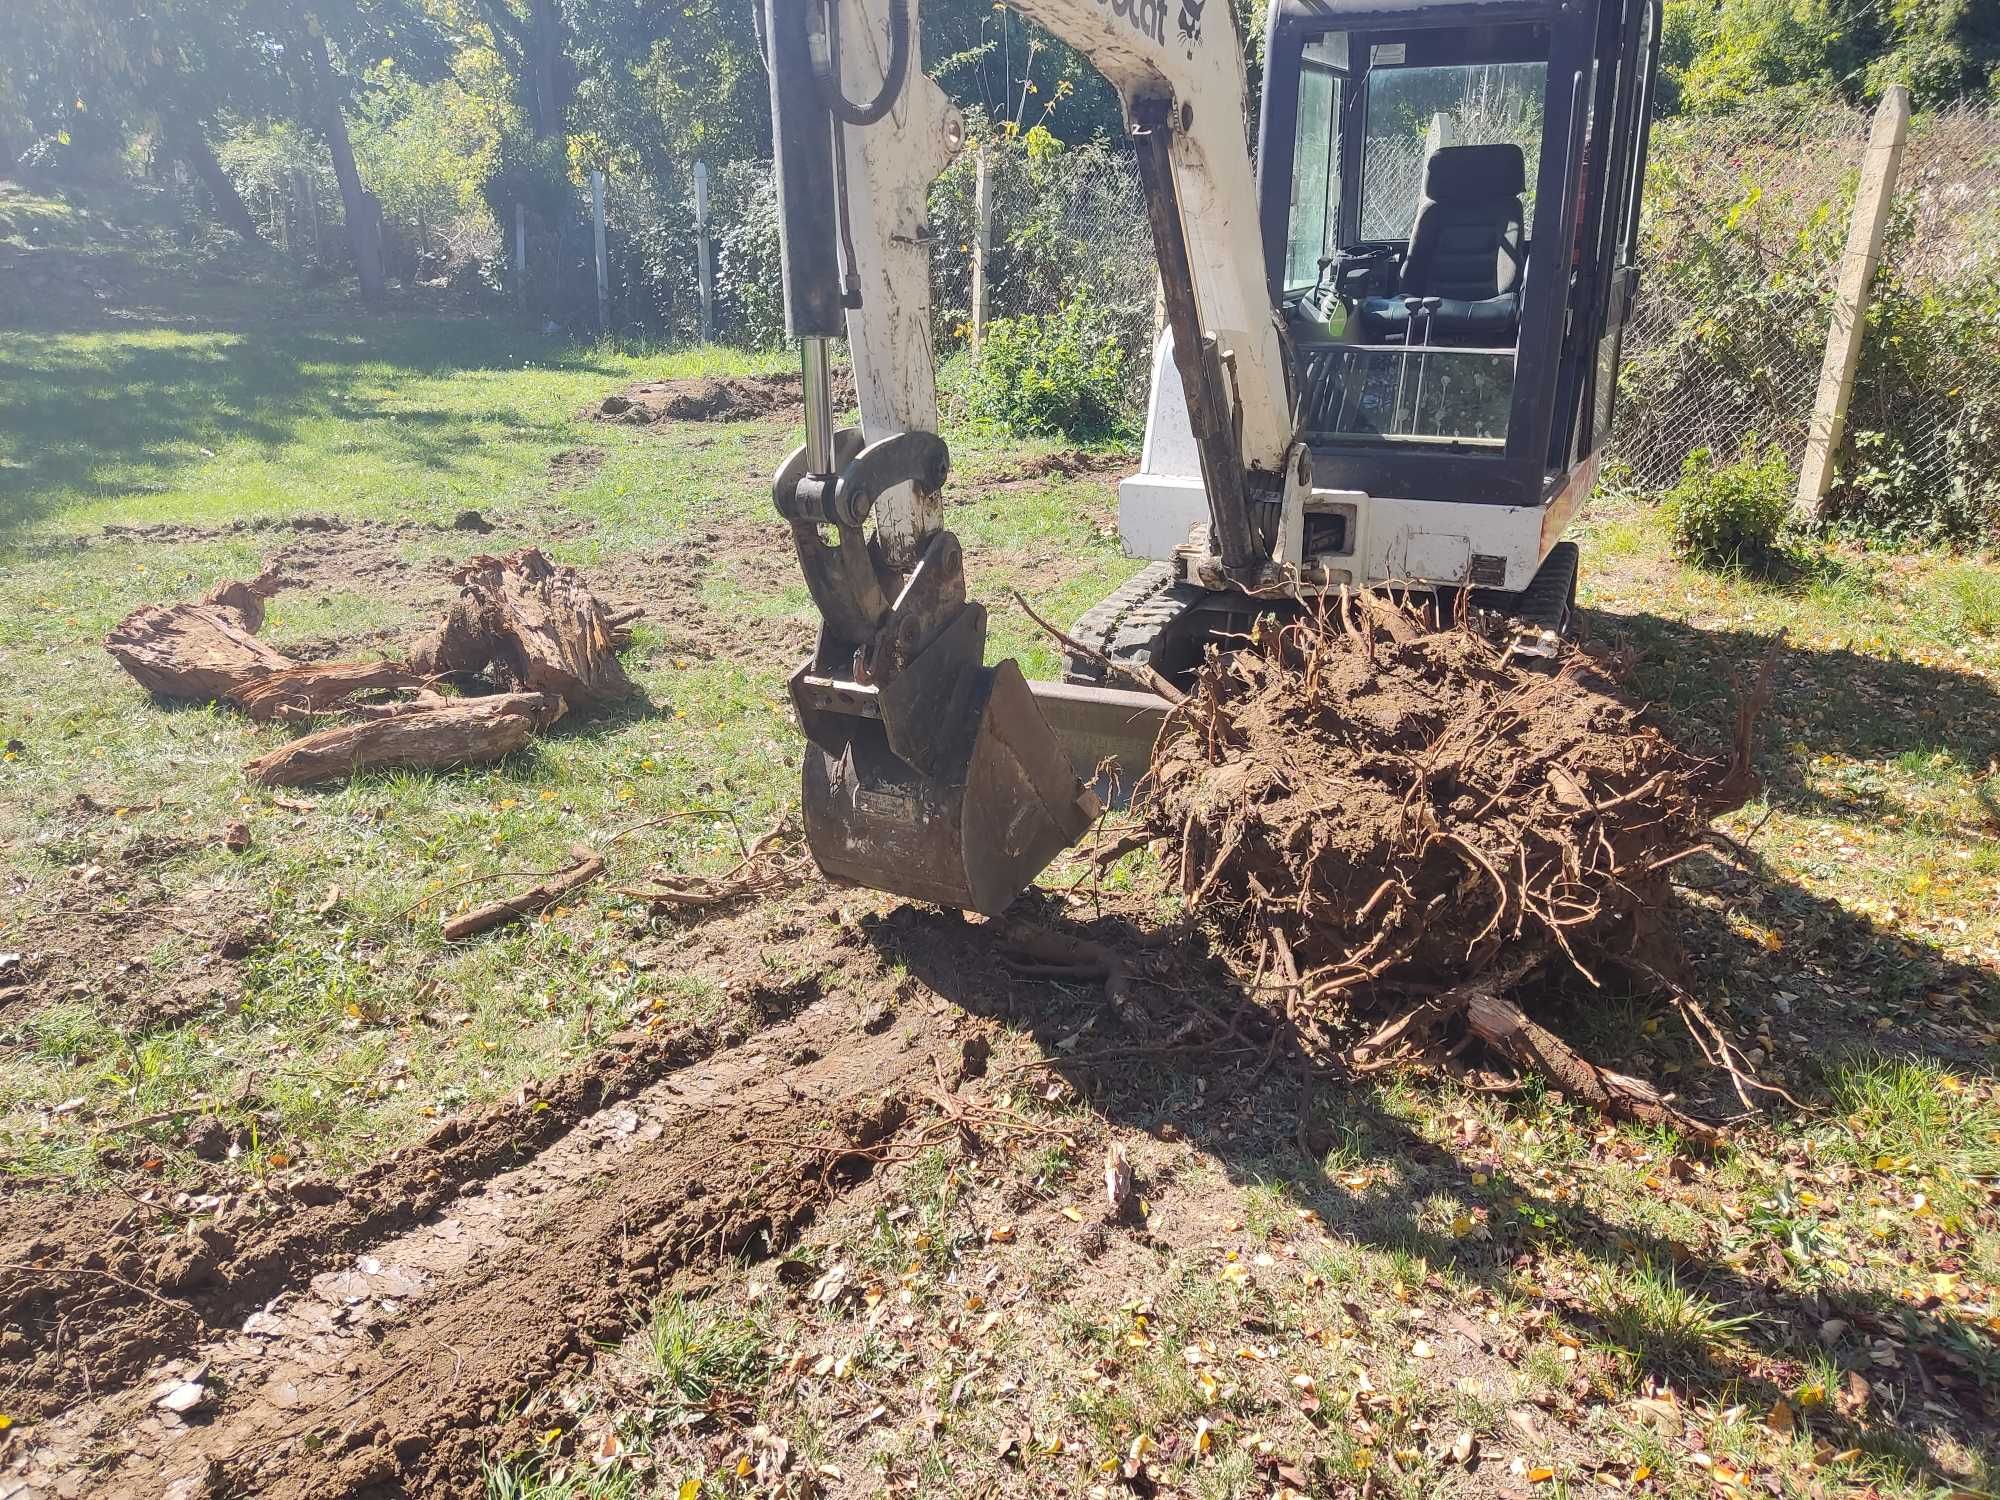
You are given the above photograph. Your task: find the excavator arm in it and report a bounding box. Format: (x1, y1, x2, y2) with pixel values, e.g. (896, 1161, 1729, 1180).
(761, 0, 1304, 915)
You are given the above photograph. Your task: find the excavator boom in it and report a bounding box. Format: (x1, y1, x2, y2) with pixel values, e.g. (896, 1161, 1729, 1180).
(759, 0, 1298, 915)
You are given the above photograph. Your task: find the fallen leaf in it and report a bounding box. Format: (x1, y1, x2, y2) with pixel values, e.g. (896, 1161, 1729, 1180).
(1450, 1429, 1476, 1465)
(1528, 1466, 1555, 1484)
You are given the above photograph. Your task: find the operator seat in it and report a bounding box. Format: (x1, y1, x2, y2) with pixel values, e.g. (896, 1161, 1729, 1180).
(1358, 143, 1526, 345)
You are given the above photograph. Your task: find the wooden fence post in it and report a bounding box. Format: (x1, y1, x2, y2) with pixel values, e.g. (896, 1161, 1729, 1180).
(694, 159, 714, 343)
(1796, 85, 1910, 521)
(591, 169, 610, 335)
(971, 143, 991, 353)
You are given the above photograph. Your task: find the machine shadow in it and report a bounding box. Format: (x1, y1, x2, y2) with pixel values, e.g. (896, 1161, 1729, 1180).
(1577, 607, 2000, 812)
(863, 869, 1998, 1479)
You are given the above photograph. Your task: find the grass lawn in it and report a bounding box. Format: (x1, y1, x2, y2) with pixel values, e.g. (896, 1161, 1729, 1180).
(1, 182, 1997, 1498)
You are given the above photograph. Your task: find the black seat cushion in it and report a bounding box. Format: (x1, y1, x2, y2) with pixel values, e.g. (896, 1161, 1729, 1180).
(1355, 143, 1526, 345)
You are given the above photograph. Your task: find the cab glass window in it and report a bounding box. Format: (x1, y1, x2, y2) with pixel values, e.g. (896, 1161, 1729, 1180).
(1359, 60, 1547, 239)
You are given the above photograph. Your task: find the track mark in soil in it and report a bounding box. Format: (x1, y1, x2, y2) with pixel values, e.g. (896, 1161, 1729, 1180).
(7, 987, 950, 1498)
(593, 369, 856, 427)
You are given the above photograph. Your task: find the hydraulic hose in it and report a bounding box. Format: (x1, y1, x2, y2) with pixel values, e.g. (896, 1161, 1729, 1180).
(813, 0, 912, 126)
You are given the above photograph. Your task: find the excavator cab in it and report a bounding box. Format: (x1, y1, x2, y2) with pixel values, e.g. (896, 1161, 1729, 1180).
(1259, 0, 1659, 501)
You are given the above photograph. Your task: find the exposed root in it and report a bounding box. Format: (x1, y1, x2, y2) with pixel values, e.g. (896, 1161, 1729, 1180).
(618, 817, 807, 913)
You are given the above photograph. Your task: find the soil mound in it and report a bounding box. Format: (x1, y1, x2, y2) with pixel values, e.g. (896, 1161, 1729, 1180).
(594, 368, 856, 426)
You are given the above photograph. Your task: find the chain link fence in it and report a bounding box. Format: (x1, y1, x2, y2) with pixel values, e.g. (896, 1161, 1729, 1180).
(402, 95, 1999, 531)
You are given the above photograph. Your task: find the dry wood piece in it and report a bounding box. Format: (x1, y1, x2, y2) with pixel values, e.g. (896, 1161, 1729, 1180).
(410, 548, 633, 706)
(225, 661, 429, 722)
(243, 692, 554, 787)
(202, 566, 284, 633)
(442, 842, 605, 941)
(105, 596, 293, 700)
(618, 819, 803, 913)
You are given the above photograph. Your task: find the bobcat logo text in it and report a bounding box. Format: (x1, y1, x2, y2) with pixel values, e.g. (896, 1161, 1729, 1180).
(1096, 0, 1167, 45)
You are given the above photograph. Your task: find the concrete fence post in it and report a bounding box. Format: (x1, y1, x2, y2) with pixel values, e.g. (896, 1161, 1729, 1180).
(971, 143, 991, 352)
(591, 169, 610, 335)
(514, 202, 527, 311)
(1796, 85, 1910, 520)
(694, 159, 714, 343)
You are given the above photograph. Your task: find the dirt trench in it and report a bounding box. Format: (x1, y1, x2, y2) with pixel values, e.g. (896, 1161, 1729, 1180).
(2, 985, 966, 1499)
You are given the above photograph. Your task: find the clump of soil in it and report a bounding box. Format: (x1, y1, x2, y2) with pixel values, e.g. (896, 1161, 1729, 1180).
(594, 368, 856, 426)
(1139, 595, 1777, 1133)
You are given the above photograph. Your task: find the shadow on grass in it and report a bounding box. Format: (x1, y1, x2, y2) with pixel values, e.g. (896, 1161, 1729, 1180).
(1580, 607, 2000, 820)
(870, 882, 1996, 1488)
(854, 606, 2000, 1485)
(0, 315, 613, 535)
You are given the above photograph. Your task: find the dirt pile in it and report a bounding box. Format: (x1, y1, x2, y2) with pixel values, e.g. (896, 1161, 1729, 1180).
(594, 368, 856, 426)
(1138, 595, 1777, 1131)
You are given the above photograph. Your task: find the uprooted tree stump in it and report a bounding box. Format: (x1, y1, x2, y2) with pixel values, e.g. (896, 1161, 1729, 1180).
(1138, 590, 1781, 1135)
(410, 549, 632, 706)
(106, 551, 640, 789)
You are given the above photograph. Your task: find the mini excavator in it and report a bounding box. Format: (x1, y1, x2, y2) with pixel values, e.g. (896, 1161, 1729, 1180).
(759, 0, 1661, 914)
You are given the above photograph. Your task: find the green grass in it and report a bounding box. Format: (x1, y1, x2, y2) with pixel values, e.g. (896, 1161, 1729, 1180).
(639, 1294, 772, 1418)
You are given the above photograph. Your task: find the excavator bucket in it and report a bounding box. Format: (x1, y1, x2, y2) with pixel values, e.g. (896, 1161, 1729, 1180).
(796, 651, 1099, 917)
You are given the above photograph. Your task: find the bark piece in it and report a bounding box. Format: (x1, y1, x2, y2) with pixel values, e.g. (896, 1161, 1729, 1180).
(106, 600, 294, 701)
(443, 843, 605, 941)
(243, 693, 554, 787)
(225, 661, 429, 723)
(410, 549, 631, 706)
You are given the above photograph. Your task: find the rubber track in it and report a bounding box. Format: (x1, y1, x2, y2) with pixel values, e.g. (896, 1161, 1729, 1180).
(1062, 560, 1208, 684)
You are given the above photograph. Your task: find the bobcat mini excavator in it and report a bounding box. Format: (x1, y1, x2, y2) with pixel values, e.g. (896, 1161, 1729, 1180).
(760, 0, 1661, 915)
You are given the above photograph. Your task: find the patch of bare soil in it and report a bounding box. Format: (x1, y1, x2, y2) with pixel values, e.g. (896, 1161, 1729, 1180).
(593, 368, 856, 427)
(0, 901, 965, 1497)
(0, 807, 254, 1030)
(966, 447, 1132, 489)
(546, 445, 606, 487)
(595, 522, 818, 669)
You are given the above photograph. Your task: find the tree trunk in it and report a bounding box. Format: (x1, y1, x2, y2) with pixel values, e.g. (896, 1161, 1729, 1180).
(528, 0, 566, 138)
(302, 18, 384, 302)
(162, 109, 262, 245)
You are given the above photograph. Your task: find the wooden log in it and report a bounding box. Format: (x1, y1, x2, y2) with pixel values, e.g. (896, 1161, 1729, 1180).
(225, 661, 429, 722)
(410, 549, 631, 705)
(106, 599, 295, 701)
(242, 693, 554, 787)
(443, 842, 605, 941)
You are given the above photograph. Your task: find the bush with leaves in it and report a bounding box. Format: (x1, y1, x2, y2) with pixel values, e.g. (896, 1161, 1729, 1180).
(957, 293, 1135, 440)
(1661, 442, 1795, 569)
(712, 161, 783, 348)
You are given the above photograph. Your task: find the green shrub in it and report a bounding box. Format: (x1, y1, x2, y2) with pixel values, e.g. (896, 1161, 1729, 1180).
(1660, 443, 1794, 570)
(961, 294, 1134, 439)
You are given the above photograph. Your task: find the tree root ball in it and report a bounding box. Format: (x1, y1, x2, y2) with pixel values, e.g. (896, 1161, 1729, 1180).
(1138, 593, 1775, 1028)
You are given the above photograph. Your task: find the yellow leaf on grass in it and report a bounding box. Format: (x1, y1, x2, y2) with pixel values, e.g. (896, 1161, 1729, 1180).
(1219, 1262, 1250, 1286)
(1194, 1417, 1213, 1454)
(1059, 1206, 1083, 1222)
(1528, 1467, 1555, 1484)
(1129, 1434, 1156, 1464)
